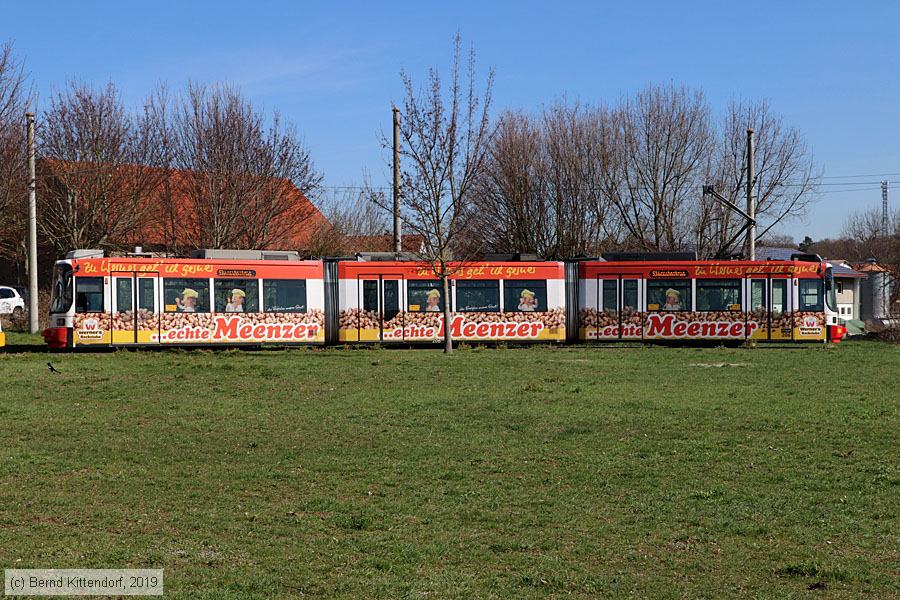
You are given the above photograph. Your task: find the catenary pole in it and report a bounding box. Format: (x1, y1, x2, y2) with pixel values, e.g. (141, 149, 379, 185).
(746, 128, 755, 260)
(26, 112, 38, 334)
(392, 106, 402, 255)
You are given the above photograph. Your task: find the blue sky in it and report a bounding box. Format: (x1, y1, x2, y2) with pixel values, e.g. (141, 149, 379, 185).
(2, 0, 898, 240)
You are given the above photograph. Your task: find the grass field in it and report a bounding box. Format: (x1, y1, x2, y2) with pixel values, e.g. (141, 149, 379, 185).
(0, 337, 897, 599)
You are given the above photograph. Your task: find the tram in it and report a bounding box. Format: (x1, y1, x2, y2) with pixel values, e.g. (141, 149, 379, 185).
(41, 249, 845, 349)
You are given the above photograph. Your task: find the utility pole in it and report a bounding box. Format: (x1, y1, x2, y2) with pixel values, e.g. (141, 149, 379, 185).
(26, 112, 38, 334)
(392, 106, 402, 255)
(882, 181, 889, 237)
(746, 128, 755, 260)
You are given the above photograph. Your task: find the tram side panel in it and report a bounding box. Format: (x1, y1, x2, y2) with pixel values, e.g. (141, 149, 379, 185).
(576, 275, 645, 341)
(641, 271, 754, 342)
(336, 261, 567, 344)
(153, 262, 326, 346)
(336, 275, 375, 342)
(70, 268, 112, 346)
(576, 260, 830, 343)
(63, 258, 326, 348)
(576, 263, 646, 341)
(577, 276, 599, 341)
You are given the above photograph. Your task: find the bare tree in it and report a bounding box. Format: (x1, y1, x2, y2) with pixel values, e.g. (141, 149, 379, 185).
(166, 83, 323, 251)
(307, 189, 389, 256)
(37, 81, 162, 255)
(757, 233, 796, 248)
(702, 100, 819, 257)
(840, 206, 900, 262)
(467, 111, 548, 254)
(384, 35, 494, 353)
(470, 89, 818, 259)
(34, 80, 323, 257)
(609, 84, 713, 251)
(0, 42, 31, 266)
(542, 102, 614, 255)
(468, 102, 617, 258)
(139, 83, 181, 254)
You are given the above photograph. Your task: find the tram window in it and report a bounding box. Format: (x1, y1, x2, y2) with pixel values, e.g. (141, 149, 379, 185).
(772, 279, 788, 314)
(263, 279, 306, 313)
(362, 280, 378, 312)
(75, 277, 104, 313)
(505, 280, 546, 312)
(750, 280, 766, 311)
(647, 280, 691, 311)
(623, 280, 638, 310)
(456, 280, 500, 312)
(799, 278, 824, 312)
(215, 279, 259, 313)
(408, 280, 443, 312)
(696, 279, 742, 311)
(115, 278, 133, 313)
(601, 280, 617, 311)
(138, 278, 155, 311)
(163, 279, 210, 313)
(383, 280, 400, 319)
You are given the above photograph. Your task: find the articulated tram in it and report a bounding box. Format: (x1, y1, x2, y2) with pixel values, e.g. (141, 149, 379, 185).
(42, 250, 846, 349)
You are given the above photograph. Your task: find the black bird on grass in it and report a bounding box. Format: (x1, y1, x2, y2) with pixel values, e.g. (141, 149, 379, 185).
(47, 362, 60, 374)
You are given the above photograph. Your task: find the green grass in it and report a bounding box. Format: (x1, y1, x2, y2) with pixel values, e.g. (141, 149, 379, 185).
(0, 340, 897, 599)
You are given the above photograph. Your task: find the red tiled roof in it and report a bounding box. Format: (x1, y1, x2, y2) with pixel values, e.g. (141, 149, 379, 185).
(38, 159, 329, 250)
(852, 261, 891, 273)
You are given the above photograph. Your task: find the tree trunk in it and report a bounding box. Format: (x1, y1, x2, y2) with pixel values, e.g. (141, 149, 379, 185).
(441, 274, 453, 354)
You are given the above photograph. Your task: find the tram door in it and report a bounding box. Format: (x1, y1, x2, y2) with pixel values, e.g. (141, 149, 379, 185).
(770, 276, 793, 341)
(747, 276, 769, 340)
(600, 276, 642, 340)
(359, 275, 404, 341)
(111, 272, 159, 345)
(598, 277, 617, 340)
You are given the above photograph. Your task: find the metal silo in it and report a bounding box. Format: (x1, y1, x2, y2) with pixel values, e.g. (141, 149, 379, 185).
(858, 259, 893, 331)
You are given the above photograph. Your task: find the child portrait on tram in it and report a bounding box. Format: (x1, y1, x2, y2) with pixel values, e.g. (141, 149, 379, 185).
(662, 288, 682, 311)
(175, 288, 199, 313)
(518, 289, 538, 311)
(225, 289, 246, 312)
(425, 289, 441, 312)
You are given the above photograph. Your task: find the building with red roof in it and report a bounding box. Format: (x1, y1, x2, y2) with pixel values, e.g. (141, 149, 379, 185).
(37, 159, 330, 254)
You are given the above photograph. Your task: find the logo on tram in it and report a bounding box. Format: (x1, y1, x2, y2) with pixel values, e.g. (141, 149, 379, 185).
(77, 318, 104, 340)
(799, 315, 823, 336)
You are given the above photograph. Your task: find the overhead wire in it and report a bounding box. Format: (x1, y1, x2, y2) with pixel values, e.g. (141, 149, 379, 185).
(32, 162, 898, 196)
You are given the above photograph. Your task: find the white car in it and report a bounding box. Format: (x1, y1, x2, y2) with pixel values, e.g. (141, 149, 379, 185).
(0, 286, 26, 316)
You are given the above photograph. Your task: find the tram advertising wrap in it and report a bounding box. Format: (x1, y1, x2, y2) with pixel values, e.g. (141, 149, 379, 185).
(336, 261, 566, 343)
(41, 252, 843, 349)
(577, 260, 830, 342)
(54, 258, 326, 347)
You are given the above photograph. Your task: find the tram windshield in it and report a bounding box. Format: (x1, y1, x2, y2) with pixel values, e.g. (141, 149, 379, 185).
(49, 263, 74, 314)
(825, 267, 837, 312)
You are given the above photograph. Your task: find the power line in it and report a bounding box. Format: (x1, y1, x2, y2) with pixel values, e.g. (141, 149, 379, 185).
(32, 174, 893, 196)
(815, 186, 884, 194)
(32, 162, 900, 195)
(818, 172, 900, 179)
(807, 180, 900, 187)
